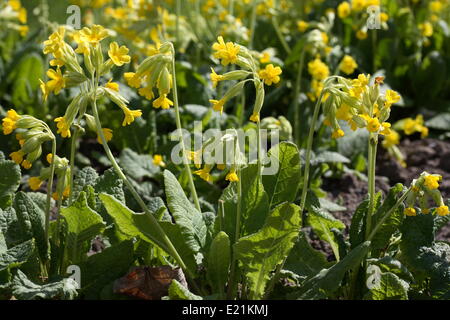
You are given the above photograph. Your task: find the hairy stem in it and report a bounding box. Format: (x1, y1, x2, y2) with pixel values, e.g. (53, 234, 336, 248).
(170, 44, 202, 212)
(44, 138, 57, 251)
(293, 50, 306, 146)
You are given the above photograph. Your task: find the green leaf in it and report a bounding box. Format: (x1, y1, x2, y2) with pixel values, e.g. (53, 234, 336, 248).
(306, 206, 345, 261)
(400, 215, 450, 298)
(166, 279, 203, 300)
(61, 192, 105, 266)
(12, 270, 78, 300)
(13, 192, 48, 262)
(288, 241, 371, 299)
(313, 151, 351, 165)
(0, 207, 28, 247)
(263, 142, 301, 208)
(100, 193, 198, 273)
(425, 113, 450, 130)
(80, 240, 135, 299)
(164, 170, 207, 250)
(367, 257, 413, 282)
(120, 148, 159, 180)
(371, 184, 405, 256)
(0, 229, 6, 254)
(363, 267, 409, 300)
(0, 240, 35, 271)
(207, 231, 230, 297)
(0, 160, 21, 209)
(94, 168, 125, 224)
(220, 164, 269, 243)
(72, 167, 99, 202)
(234, 203, 301, 299)
(284, 232, 332, 279)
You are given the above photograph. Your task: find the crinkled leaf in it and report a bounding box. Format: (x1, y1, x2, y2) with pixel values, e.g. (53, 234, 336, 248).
(166, 279, 203, 300)
(0, 160, 21, 209)
(12, 270, 78, 300)
(364, 267, 409, 300)
(219, 165, 269, 243)
(0, 240, 35, 271)
(284, 232, 332, 279)
(288, 241, 371, 299)
(120, 148, 159, 180)
(263, 142, 301, 208)
(13, 192, 48, 261)
(234, 203, 301, 299)
(80, 240, 135, 299)
(306, 206, 345, 261)
(207, 231, 230, 296)
(164, 170, 207, 250)
(72, 167, 99, 201)
(61, 192, 105, 265)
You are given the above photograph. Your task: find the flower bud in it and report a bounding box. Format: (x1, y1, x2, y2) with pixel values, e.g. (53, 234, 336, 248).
(157, 67, 172, 95)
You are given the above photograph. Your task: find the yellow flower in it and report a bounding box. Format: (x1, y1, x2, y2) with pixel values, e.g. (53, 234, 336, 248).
(430, 1, 443, 13)
(385, 90, 401, 107)
(153, 154, 166, 167)
(226, 169, 239, 182)
(8, 0, 21, 11)
(210, 68, 225, 88)
(308, 58, 330, 81)
(108, 42, 131, 66)
(124, 72, 141, 88)
(332, 129, 345, 139)
(297, 20, 309, 32)
(419, 22, 433, 37)
(250, 113, 260, 123)
(404, 207, 416, 216)
(2, 109, 20, 135)
(194, 166, 212, 182)
(54, 117, 71, 138)
(380, 122, 392, 136)
(352, 73, 370, 87)
(18, 7, 27, 24)
(436, 205, 449, 216)
(10, 151, 24, 164)
(356, 30, 368, 40)
(216, 164, 226, 170)
(122, 107, 142, 126)
(259, 64, 282, 86)
(424, 175, 441, 190)
(321, 32, 329, 45)
(22, 160, 32, 169)
(47, 153, 53, 164)
(209, 99, 226, 113)
(29, 177, 43, 191)
(153, 94, 174, 109)
(46, 68, 66, 95)
(138, 86, 154, 100)
(97, 128, 113, 144)
(212, 36, 240, 66)
(366, 117, 381, 133)
(339, 55, 358, 75)
(382, 130, 400, 148)
(187, 151, 202, 169)
(338, 2, 351, 19)
(79, 25, 109, 45)
(336, 104, 353, 121)
(19, 25, 29, 37)
(105, 79, 119, 92)
(43, 27, 65, 58)
(380, 13, 389, 22)
(351, 0, 365, 11)
(260, 52, 271, 63)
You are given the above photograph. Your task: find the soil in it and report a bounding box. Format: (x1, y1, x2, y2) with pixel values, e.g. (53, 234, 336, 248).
(318, 138, 450, 257)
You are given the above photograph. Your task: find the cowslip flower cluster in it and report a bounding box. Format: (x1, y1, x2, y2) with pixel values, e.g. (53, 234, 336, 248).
(321, 74, 401, 140)
(40, 25, 142, 142)
(404, 172, 449, 217)
(2, 110, 54, 170)
(0, 0, 28, 37)
(29, 153, 71, 201)
(209, 36, 282, 122)
(124, 42, 176, 110)
(192, 130, 244, 183)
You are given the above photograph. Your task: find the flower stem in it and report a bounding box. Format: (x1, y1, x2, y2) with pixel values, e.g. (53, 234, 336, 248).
(44, 138, 57, 251)
(271, 0, 291, 55)
(227, 167, 242, 299)
(68, 126, 79, 205)
(170, 44, 202, 212)
(90, 75, 189, 277)
(299, 92, 324, 215)
(293, 49, 306, 146)
(365, 137, 378, 241)
(249, 0, 258, 49)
